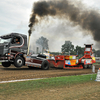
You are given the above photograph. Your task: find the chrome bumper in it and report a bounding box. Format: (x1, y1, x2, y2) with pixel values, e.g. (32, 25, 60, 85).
(0, 60, 9, 62)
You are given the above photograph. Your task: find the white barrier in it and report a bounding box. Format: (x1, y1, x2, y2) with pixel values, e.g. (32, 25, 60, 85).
(92, 65, 95, 73)
(95, 68, 100, 82)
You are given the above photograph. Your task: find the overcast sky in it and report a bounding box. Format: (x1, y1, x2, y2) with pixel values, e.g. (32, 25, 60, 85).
(0, 0, 100, 52)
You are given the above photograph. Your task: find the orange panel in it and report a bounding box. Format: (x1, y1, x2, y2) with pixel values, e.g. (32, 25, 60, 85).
(70, 60, 76, 65)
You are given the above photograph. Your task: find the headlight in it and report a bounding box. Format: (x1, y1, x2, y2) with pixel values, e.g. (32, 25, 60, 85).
(5, 53, 10, 56)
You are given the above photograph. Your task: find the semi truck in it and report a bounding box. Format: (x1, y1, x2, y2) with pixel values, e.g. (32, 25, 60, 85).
(0, 33, 27, 68)
(0, 33, 49, 69)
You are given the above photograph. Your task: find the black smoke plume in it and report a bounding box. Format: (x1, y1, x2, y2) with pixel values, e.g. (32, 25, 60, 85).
(29, 0, 100, 42)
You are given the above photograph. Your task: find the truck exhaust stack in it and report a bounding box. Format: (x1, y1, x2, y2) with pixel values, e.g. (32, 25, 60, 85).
(27, 30, 31, 55)
(27, 35, 31, 55)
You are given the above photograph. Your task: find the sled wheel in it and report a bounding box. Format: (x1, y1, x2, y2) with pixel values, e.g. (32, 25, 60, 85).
(41, 60, 49, 70)
(84, 65, 87, 69)
(88, 64, 92, 68)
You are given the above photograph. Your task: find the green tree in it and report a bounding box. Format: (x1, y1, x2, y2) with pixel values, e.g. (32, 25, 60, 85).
(61, 41, 74, 55)
(95, 50, 100, 57)
(75, 45, 84, 57)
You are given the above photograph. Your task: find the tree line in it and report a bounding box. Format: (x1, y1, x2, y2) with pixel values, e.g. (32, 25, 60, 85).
(36, 36, 100, 57)
(51, 41, 100, 57)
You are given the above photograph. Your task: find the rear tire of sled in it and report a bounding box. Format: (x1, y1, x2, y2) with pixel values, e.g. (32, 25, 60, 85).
(41, 60, 49, 70)
(2, 62, 11, 67)
(87, 64, 92, 69)
(84, 65, 87, 69)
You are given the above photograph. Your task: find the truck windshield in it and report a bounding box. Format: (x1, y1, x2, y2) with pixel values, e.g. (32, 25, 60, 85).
(0, 38, 11, 43)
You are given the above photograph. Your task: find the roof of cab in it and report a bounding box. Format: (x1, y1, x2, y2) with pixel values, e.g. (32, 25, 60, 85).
(0, 33, 27, 39)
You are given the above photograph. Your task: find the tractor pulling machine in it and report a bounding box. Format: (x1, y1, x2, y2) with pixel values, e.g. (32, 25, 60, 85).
(0, 33, 95, 69)
(48, 44, 95, 69)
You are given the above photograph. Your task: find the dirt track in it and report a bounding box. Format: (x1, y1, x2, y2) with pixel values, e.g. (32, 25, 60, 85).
(0, 65, 99, 81)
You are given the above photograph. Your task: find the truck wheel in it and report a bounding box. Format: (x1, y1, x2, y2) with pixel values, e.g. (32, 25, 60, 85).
(41, 60, 49, 70)
(14, 56, 24, 68)
(2, 62, 11, 67)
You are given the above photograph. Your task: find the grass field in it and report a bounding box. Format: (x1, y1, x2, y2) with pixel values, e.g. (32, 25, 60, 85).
(0, 74, 99, 100)
(0, 74, 97, 91)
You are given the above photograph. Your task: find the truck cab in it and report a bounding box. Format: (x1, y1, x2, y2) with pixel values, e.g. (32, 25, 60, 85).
(0, 33, 27, 68)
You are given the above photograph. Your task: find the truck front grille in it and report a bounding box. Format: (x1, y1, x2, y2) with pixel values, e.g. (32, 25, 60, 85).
(0, 46, 4, 56)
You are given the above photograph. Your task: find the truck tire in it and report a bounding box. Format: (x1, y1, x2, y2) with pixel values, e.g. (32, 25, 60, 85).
(41, 60, 49, 70)
(2, 62, 11, 67)
(14, 56, 24, 68)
